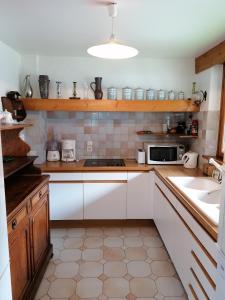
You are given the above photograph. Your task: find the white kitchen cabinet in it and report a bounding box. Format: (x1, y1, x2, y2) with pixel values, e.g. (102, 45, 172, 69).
(49, 183, 83, 220)
(127, 172, 153, 219)
(84, 182, 127, 219)
(154, 175, 217, 300)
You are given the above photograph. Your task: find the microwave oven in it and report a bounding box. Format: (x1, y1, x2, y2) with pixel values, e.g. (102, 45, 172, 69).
(144, 143, 185, 165)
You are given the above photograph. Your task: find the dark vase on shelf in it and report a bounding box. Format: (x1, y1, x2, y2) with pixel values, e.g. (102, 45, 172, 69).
(39, 75, 50, 99)
(90, 77, 103, 99)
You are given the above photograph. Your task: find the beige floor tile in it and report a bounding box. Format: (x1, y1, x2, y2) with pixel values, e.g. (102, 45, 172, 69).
(164, 297, 188, 300)
(64, 238, 83, 249)
(51, 228, 67, 238)
(136, 298, 155, 300)
(140, 227, 159, 237)
(77, 278, 102, 298)
(84, 237, 103, 248)
(123, 227, 140, 237)
(147, 247, 169, 260)
(156, 277, 184, 297)
(51, 248, 60, 260)
(104, 227, 123, 236)
(34, 279, 50, 299)
(104, 237, 123, 247)
(55, 262, 79, 278)
(130, 278, 157, 298)
(151, 261, 175, 277)
(104, 247, 125, 261)
(82, 249, 103, 261)
(86, 228, 103, 236)
(104, 278, 129, 297)
(104, 261, 127, 277)
(39, 295, 50, 300)
(44, 262, 55, 279)
(51, 238, 65, 250)
(108, 298, 126, 300)
(60, 249, 81, 262)
(125, 247, 147, 260)
(127, 261, 151, 277)
(67, 228, 86, 237)
(124, 237, 143, 247)
(48, 279, 76, 298)
(79, 262, 103, 277)
(143, 237, 163, 248)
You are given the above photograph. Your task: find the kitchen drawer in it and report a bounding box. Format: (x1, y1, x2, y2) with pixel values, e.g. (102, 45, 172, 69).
(83, 172, 127, 181)
(31, 184, 48, 210)
(8, 206, 27, 236)
(44, 172, 83, 181)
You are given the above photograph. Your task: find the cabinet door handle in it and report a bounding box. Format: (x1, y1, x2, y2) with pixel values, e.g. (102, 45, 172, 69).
(39, 191, 42, 198)
(12, 219, 17, 230)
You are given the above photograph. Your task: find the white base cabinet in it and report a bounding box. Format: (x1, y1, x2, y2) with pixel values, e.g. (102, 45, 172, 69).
(84, 183, 127, 219)
(127, 172, 153, 219)
(49, 183, 83, 220)
(154, 175, 217, 300)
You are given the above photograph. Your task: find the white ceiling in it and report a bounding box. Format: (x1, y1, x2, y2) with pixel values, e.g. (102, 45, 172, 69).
(0, 0, 225, 58)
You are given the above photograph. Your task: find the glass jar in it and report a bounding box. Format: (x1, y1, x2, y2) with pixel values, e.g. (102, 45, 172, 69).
(146, 89, 156, 100)
(157, 89, 165, 100)
(178, 91, 185, 100)
(168, 90, 176, 100)
(122, 87, 133, 100)
(107, 87, 117, 100)
(134, 88, 145, 100)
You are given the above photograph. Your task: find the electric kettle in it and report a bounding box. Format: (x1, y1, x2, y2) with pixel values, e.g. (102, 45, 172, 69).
(182, 152, 198, 168)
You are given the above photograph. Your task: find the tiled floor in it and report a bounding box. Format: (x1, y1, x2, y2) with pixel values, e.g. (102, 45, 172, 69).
(35, 226, 188, 300)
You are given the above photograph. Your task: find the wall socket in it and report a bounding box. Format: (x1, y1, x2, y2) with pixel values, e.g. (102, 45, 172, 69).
(87, 141, 93, 153)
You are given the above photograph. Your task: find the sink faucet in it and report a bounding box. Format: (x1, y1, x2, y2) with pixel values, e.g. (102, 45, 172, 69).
(209, 158, 225, 184)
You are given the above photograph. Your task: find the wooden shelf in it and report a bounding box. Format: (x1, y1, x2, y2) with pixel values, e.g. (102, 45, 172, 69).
(136, 131, 198, 139)
(3, 156, 37, 179)
(21, 98, 199, 112)
(0, 123, 32, 131)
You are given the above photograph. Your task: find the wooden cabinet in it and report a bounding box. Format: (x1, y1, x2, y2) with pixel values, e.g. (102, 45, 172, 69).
(8, 209, 31, 300)
(7, 181, 52, 300)
(127, 172, 153, 219)
(31, 195, 49, 271)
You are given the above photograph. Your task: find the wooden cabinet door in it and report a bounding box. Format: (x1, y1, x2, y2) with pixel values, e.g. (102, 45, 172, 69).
(31, 196, 49, 270)
(9, 219, 31, 300)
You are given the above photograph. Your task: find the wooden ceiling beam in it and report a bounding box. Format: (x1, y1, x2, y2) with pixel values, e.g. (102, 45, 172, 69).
(195, 40, 225, 73)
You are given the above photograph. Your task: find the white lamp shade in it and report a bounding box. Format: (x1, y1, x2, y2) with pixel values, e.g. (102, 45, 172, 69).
(87, 41, 138, 59)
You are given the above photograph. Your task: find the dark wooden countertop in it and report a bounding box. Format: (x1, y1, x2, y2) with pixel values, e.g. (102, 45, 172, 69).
(5, 175, 49, 219)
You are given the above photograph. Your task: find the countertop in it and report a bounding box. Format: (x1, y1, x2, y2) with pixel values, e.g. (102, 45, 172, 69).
(37, 159, 152, 172)
(37, 160, 217, 241)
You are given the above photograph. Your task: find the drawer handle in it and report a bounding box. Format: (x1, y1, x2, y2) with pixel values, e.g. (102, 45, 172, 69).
(12, 219, 17, 230)
(39, 191, 42, 198)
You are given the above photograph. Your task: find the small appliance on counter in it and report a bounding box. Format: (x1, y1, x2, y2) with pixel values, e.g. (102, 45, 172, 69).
(182, 151, 198, 168)
(61, 139, 76, 162)
(137, 149, 145, 164)
(46, 140, 60, 162)
(144, 143, 185, 165)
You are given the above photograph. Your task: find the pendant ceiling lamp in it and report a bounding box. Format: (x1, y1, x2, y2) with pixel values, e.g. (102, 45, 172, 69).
(87, 2, 138, 59)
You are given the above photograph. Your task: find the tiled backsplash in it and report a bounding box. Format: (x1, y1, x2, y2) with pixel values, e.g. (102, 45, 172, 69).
(24, 111, 192, 163)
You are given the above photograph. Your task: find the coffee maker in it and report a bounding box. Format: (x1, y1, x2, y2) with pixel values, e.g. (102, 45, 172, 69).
(61, 140, 76, 162)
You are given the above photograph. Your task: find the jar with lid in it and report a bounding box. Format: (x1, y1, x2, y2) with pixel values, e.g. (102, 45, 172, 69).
(178, 91, 184, 100)
(157, 89, 165, 100)
(146, 89, 156, 100)
(168, 90, 176, 100)
(107, 87, 117, 100)
(134, 87, 145, 100)
(122, 87, 133, 100)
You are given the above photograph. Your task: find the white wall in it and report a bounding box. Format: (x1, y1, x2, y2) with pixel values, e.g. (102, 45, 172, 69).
(0, 41, 21, 99)
(20, 55, 195, 99)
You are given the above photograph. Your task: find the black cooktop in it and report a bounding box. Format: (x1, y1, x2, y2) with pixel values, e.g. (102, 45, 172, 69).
(84, 159, 125, 167)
